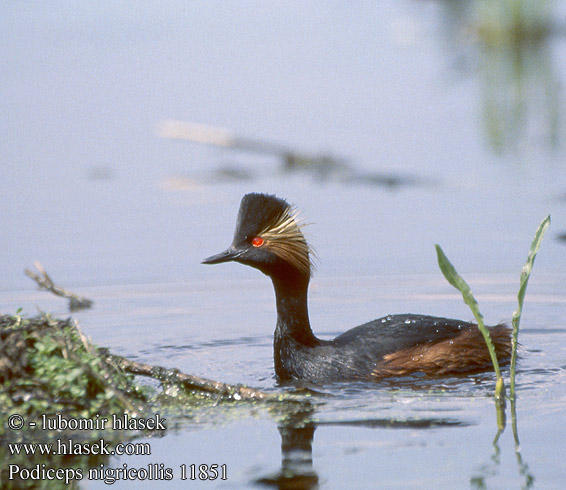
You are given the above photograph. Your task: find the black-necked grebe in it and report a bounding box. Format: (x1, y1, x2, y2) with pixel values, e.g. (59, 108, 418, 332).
(202, 193, 511, 382)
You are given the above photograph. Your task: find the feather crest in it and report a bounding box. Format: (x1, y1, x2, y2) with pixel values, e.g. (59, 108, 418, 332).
(257, 206, 314, 276)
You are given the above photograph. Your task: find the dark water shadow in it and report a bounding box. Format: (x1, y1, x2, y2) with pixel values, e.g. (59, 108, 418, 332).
(259, 371, 538, 490)
(157, 120, 433, 190)
(316, 417, 470, 429)
(254, 399, 470, 490)
(254, 406, 319, 490)
(282, 370, 509, 397)
(202, 158, 434, 191)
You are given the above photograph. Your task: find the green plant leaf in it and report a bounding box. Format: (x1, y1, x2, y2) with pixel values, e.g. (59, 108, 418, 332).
(510, 215, 550, 399)
(435, 244, 503, 390)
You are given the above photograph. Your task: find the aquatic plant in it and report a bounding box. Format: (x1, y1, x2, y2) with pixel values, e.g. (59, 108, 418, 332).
(510, 216, 550, 398)
(0, 313, 306, 488)
(475, 0, 553, 46)
(435, 246, 505, 399)
(0, 313, 146, 431)
(435, 216, 550, 400)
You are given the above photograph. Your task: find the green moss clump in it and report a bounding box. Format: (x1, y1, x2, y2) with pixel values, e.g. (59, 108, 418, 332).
(0, 314, 150, 435)
(0, 313, 302, 489)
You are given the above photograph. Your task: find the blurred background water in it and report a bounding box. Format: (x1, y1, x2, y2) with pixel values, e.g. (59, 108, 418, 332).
(2, 1, 566, 488)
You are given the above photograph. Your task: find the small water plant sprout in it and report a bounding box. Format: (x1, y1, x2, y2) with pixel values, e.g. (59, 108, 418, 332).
(436, 215, 550, 400)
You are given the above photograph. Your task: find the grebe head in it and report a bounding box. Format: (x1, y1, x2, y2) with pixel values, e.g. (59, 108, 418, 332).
(202, 193, 313, 280)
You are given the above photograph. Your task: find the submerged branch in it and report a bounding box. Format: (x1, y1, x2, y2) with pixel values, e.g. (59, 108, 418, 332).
(24, 261, 93, 311)
(156, 120, 428, 189)
(104, 352, 272, 402)
(156, 119, 348, 171)
(1, 313, 289, 432)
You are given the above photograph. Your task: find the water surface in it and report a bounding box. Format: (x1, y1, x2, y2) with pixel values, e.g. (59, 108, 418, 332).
(2, 1, 566, 488)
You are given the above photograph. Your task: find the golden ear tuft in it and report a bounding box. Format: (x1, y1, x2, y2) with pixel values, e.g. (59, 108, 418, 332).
(257, 206, 314, 276)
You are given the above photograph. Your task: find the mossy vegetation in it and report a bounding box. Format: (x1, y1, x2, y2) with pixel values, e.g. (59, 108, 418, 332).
(0, 312, 298, 488)
(0, 313, 277, 438)
(0, 313, 145, 430)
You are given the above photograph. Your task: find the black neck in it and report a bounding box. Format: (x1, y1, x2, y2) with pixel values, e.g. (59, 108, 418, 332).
(271, 274, 319, 347)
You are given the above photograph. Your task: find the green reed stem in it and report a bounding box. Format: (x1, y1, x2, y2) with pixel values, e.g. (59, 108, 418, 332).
(435, 245, 504, 399)
(510, 216, 550, 400)
(436, 216, 550, 401)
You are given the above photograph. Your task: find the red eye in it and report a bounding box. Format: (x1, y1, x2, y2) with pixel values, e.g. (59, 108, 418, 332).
(251, 236, 264, 247)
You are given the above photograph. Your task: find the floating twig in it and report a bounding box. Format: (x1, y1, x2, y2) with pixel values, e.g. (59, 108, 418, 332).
(104, 352, 272, 402)
(156, 119, 347, 172)
(24, 261, 93, 311)
(156, 120, 429, 189)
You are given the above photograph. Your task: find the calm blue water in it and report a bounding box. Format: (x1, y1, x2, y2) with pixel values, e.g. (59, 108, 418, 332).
(2, 1, 566, 488)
